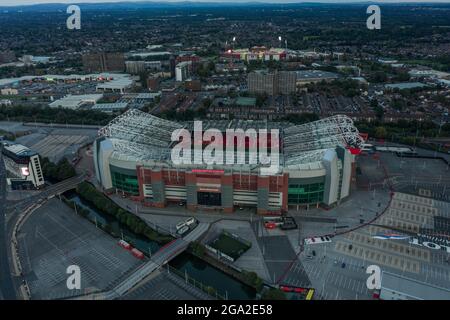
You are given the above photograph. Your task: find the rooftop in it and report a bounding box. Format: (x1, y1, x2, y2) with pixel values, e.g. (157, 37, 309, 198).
(235, 97, 256, 107)
(0, 73, 133, 88)
(91, 103, 129, 112)
(385, 82, 429, 90)
(49, 94, 103, 109)
(3, 143, 37, 157)
(296, 70, 340, 80)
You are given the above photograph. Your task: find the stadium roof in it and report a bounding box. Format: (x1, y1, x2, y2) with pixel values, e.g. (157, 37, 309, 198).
(98, 109, 363, 170)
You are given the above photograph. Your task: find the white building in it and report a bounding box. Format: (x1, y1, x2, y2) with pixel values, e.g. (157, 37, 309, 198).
(0, 99, 12, 106)
(91, 103, 129, 113)
(49, 94, 103, 110)
(175, 61, 191, 82)
(1, 143, 45, 189)
(96, 77, 134, 94)
(1, 88, 18, 95)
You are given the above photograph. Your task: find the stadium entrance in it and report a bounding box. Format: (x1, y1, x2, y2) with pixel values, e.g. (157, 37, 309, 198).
(197, 191, 221, 206)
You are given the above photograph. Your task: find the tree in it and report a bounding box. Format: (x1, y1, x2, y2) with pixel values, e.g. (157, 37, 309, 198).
(40, 156, 76, 182)
(255, 93, 268, 107)
(242, 271, 263, 292)
(374, 126, 387, 139)
(190, 241, 205, 256)
(261, 288, 287, 300)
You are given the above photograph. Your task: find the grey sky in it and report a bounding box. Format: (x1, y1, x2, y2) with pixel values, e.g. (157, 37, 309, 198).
(2, 0, 450, 7)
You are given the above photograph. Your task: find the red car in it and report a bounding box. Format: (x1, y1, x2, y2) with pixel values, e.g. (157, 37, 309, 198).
(264, 222, 277, 229)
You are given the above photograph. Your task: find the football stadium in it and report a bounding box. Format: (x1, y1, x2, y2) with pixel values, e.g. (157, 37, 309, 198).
(93, 109, 364, 214)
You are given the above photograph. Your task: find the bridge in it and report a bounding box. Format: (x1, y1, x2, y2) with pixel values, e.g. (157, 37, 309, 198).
(6, 175, 85, 213)
(71, 222, 210, 300)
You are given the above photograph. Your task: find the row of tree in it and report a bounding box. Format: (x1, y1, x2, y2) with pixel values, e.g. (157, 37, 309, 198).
(76, 182, 173, 244)
(0, 105, 114, 126)
(40, 157, 76, 182)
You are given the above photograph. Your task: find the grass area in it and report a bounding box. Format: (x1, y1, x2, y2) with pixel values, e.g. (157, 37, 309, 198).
(209, 232, 251, 260)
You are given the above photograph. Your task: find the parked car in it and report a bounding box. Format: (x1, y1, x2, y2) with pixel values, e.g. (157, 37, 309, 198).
(185, 217, 197, 226)
(176, 221, 186, 230)
(177, 225, 190, 236)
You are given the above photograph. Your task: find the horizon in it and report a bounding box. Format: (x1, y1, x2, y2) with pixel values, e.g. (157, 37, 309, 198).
(2, 0, 450, 8)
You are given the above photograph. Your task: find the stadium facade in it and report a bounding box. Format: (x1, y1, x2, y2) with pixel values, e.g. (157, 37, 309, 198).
(93, 110, 363, 214)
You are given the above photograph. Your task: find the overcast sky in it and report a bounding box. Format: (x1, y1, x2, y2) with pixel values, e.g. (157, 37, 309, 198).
(1, 0, 450, 7)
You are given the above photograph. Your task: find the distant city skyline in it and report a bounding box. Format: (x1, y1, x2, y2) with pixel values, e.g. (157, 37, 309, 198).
(2, 0, 450, 7)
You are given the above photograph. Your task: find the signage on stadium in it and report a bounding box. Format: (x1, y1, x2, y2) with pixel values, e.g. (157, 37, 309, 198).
(408, 234, 450, 253)
(171, 121, 280, 175)
(373, 232, 450, 253)
(192, 169, 224, 174)
(197, 188, 221, 193)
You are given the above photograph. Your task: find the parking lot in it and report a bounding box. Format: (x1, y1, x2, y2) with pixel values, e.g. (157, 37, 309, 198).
(254, 220, 308, 285)
(17, 198, 143, 299)
(122, 271, 210, 300)
(311, 191, 450, 298)
(15, 128, 97, 162)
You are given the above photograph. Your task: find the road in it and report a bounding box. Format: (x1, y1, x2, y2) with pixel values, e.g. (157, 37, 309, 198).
(0, 151, 16, 300)
(6, 175, 85, 213)
(0, 166, 85, 300)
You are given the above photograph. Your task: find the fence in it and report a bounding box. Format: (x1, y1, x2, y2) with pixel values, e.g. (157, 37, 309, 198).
(205, 230, 252, 263)
(164, 264, 226, 300)
(205, 244, 235, 263)
(223, 230, 252, 248)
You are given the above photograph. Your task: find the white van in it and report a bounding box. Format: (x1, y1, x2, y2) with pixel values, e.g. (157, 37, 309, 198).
(176, 221, 186, 230)
(177, 225, 190, 236)
(185, 217, 197, 226)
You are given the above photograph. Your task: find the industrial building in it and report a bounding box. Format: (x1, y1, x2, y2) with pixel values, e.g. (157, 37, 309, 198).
(49, 94, 103, 110)
(93, 110, 363, 214)
(91, 102, 129, 113)
(1, 143, 45, 189)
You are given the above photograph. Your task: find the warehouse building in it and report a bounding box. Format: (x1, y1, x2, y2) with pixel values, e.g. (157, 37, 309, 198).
(93, 110, 363, 214)
(49, 94, 103, 110)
